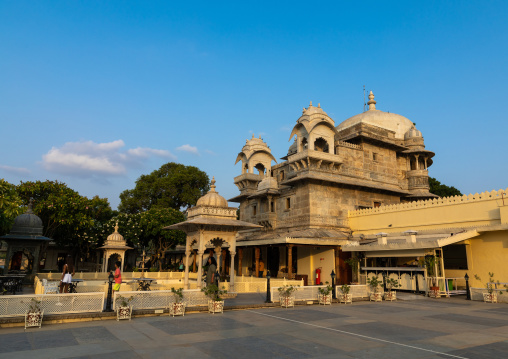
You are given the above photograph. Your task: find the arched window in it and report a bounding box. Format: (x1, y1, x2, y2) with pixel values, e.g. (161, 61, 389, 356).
(410, 158, 417, 171)
(254, 163, 265, 175)
(314, 137, 329, 153)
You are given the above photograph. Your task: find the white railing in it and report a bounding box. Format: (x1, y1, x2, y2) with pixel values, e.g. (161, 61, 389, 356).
(335, 284, 370, 299)
(37, 271, 194, 281)
(113, 289, 209, 310)
(221, 277, 303, 293)
(270, 285, 319, 302)
(470, 288, 508, 303)
(0, 293, 105, 317)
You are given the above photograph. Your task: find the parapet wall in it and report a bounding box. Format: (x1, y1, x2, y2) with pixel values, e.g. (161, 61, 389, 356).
(348, 188, 508, 234)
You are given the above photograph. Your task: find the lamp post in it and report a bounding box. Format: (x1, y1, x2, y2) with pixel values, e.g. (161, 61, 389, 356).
(265, 270, 271, 303)
(330, 270, 336, 299)
(104, 271, 115, 312)
(465, 273, 471, 300)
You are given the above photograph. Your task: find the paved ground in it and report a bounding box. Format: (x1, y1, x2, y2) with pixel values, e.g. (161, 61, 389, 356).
(1, 296, 507, 359)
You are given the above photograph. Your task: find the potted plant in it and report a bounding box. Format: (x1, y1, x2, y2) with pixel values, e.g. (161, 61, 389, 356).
(317, 282, 333, 305)
(25, 298, 44, 329)
(116, 295, 134, 321)
(367, 275, 383, 302)
(339, 284, 353, 304)
(278, 285, 297, 308)
(422, 255, 440, 298)
(474, 273, 505, 303)
(169, 287, 186, 317)
(201, 284, 227, 314)
(384, 277, 401, 301)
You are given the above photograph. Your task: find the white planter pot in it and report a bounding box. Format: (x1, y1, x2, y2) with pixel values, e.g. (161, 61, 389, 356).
(429, 287, 441, 298)
(384, 291, 397, 301)
(318, 293, 332, 305)
(117, 306, 132, 321)
(369, 292, 383, 302)
(339, 293, 353, 304)
(208, 300, 224, 314)
(279, 295, 295, 308)
(169, 302, 186, 317)
(483, 293, 498, 303)
(25, 310, 44, 329)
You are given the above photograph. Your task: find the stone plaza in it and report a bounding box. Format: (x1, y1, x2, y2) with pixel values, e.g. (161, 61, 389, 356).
(1, 295, 507, 359)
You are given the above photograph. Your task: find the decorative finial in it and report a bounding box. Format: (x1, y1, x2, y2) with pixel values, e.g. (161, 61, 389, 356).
(114, 222, 119, 233)
(259, 135, 262, 139)
(309, 101, 313, 107)
(210, 176, 216, 192)
(302, 107, 306, 113)
(367, 91, 376, 111)
(252, 133, 255, 139)
(27, 198, 34, 214)
(318, 103, 321, 108)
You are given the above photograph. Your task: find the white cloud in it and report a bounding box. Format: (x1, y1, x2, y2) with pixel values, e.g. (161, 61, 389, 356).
(42, 140, 176, 177)
(205, 149, 217, 156)
(0, 165, 31, 175)
(176, 144, 200, 155)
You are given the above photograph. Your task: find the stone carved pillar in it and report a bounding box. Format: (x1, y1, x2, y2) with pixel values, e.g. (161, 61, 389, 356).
(238, 248, 243, 276)
(415, 154, 420, 170)
(255, 247, 260, 277)
(215, 246, 222, 276)
(184, 250, 191, 290)
(193, 250, 197, 273)
(229, 251, 236, 292)
(196, 250, 204, 289)
(288, 244, 294, 279)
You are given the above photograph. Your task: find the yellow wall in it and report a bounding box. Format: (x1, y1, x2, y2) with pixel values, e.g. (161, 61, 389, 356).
(297, 247, 335, 285)
(349, 189, 508, 234)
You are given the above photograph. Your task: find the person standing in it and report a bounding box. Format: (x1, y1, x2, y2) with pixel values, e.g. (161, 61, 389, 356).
(206, 257, 217, 286)
(112, 261, 122, 293)
(258, 259, 265, 278)
(59, 255, 75, 293)
(178, 259, 184, 272)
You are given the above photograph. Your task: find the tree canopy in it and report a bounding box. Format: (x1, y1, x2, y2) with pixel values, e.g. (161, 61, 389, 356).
(429, 177, 462, 198)
(118, 162, 209, 213)
(16, 180, 115, 256)
(0, 179, 23, 236)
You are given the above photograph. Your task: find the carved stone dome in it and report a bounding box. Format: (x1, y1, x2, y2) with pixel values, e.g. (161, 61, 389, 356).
(404, 124, 422, 140)
(337, 91, 414, 139)
(10, 202, 43, 236)
(287, 139, 297, 156)
(107, 223, 124, 242)
(196, 177, 228, 208)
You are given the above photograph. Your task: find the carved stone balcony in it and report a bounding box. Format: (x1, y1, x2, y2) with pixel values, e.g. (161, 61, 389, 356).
(287, 149, 343, 172)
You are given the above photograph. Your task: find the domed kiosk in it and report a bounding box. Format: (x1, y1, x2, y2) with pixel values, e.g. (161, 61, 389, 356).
(0, 200, 52, 276)
(98, 223, 132, 273)
(166, 177, 261, 291)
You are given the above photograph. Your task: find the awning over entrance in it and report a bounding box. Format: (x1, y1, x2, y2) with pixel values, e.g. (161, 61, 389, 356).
(236, 228, 350, 247)
(342, 229, 479, 252)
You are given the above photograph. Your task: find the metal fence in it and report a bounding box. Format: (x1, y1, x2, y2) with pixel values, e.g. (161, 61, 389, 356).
(113, 289, 209, 310)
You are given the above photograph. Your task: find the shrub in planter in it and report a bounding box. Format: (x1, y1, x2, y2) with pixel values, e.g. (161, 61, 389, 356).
(339, 284, 353, 304)
(475, 273, 506, 303)
(25, 298, 44, 329)
(169, 287, 186, 317)
(202, 284, 227, 314)
(367, 275, 383, 302)
(116, 295, 134, 321)
(384, 277, 401, 301)
(317, 283, 333, 305)
(278, 285, 297, 308)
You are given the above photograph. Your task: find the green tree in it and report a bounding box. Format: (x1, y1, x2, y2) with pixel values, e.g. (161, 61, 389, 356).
(0, 179, 23, 236)
(429, 177, 462, 198)
(16, 181, 114, 259)
(118, 162, 209, 213)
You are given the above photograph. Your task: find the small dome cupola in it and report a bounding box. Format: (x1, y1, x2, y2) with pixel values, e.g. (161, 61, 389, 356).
(106, 222, 125, 243)
(196, 177, 228, 208)
(235, 135, 277, 175)
(404, 124, 423, 140)
(10, 199, 43, 236)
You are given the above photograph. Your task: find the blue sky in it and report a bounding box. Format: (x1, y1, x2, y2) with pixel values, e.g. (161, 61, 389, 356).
(1, 1, 507, 209)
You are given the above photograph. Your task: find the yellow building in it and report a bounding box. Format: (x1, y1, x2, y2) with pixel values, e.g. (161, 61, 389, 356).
(343, 189, 508, 298)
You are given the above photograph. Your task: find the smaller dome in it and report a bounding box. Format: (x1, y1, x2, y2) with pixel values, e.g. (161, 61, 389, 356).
(258, 176, 278, 191)
(404, 124, 422, 140)
(10, 201, 43, 236)
(196, 177, 228, 208)
(301, 101, 328, 116)
(107, 223, 124, 242)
